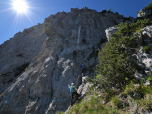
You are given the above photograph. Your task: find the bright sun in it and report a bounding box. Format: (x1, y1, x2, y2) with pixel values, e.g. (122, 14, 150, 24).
(12, 0, 28, 13)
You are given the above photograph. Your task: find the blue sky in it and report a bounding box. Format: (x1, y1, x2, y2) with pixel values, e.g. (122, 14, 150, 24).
(0, 0, 151, 45)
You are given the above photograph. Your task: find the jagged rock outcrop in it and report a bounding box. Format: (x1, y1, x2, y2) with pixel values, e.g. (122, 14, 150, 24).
(0, 7, 135, 114)
(138, 8, 152, 17)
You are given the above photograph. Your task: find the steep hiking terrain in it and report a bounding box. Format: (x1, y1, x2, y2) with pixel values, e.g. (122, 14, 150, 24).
(64, 21, 152, 114)
(63, 3, 152, 114)
(0, 7, 137, 114)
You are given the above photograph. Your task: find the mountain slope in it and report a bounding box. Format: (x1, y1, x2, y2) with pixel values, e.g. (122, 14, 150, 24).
(0, 7, 134, 114)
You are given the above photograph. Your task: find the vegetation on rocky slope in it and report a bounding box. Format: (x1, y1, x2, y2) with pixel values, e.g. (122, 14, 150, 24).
(58, 17, 152, 114)
(96, 18, 152, 90)
(58, 78, 152, 114)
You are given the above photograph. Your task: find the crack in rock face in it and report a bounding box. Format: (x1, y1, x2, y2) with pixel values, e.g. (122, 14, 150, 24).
(0, 7, 135, 114)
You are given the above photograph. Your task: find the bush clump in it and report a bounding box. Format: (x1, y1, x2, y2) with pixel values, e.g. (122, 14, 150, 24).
(96, 36, 136, 90)
(142, 46, 151, 53)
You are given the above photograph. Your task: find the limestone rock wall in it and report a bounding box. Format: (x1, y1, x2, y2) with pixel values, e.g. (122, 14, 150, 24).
(0, 8, 131, 114)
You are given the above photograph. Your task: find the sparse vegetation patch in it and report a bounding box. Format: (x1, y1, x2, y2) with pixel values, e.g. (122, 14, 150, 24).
(13, 63, 30, 77)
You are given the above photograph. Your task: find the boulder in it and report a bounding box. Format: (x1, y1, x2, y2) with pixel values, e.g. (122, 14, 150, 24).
(105, 27, 119, 41)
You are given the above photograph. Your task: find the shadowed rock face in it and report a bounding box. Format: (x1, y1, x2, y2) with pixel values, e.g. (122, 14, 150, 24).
(138, 9, 152, 17)
(0, 8, 131, 114)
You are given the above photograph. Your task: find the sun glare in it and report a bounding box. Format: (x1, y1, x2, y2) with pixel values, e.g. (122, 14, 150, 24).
(12, 0, 28, 13)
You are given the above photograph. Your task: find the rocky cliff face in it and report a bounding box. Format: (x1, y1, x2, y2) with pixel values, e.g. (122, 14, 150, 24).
(0, 7, 135, 114)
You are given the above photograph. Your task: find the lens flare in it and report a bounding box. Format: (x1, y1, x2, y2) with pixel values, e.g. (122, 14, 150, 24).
(12, 0, 28, 13)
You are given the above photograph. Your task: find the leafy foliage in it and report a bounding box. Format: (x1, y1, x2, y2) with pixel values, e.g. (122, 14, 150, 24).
(146, 75, 152, 85)
(96, 37, 135, 89)
(96, 75, 101, 79)
(142, 46, 151, 53)
(115, 19, 151, 34)
(111, 96, 122, 108)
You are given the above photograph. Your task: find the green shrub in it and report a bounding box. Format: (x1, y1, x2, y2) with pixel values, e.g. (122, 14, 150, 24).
(24, 67, 28, 71)
(111, 96, 121, 108)
(0, 92, 5, 97)
(96, 75, 101, 79)
(123, 81, 134, 94)
(116, 19, 151, 35)
(142, 46, 151, 53)
(146, 75, 152, 85)
(96, 36, 136, 90)
(56, 112, 64, 114)
(123, 80, 151, 99)
(145, 1, 152, 10)
(137, 11, 139, 15)
(0, 73, 7, 77)
(107, 8, 111, 12)
(86, 77, 93, 83)
(66, 95, 120, 114)
(104, 89, 116, 101)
